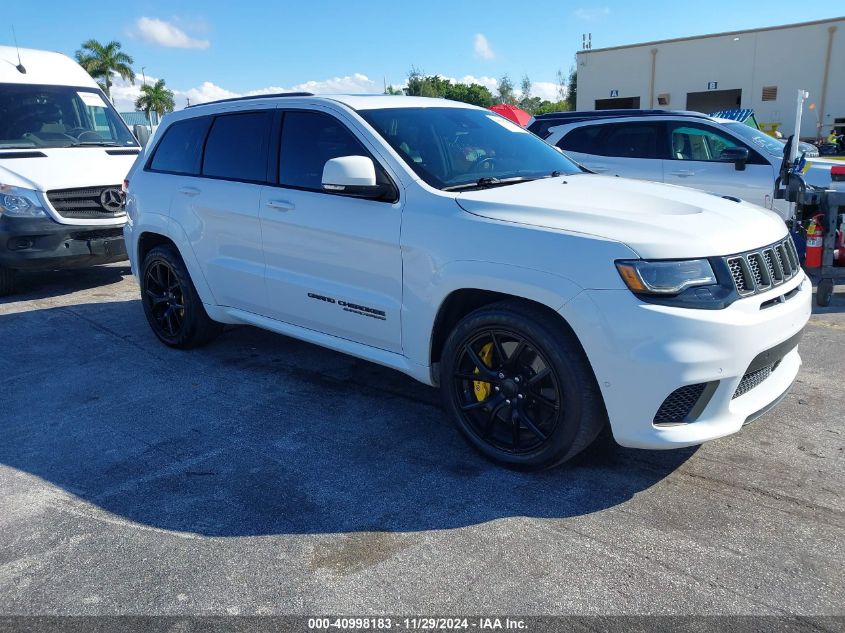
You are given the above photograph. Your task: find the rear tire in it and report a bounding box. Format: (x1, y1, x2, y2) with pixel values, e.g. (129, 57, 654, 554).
(0, 267, 17, 297)
(439, 300, 606, 470)
(140, 245, 222, 348)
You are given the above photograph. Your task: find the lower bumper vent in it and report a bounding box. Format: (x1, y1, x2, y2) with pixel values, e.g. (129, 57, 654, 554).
(733, 361, 781, 399)
(654, 383, 708, 424)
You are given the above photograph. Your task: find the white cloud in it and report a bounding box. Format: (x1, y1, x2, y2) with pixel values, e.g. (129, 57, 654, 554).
(135, 17, 210, 49)
(473, 33, 495, 60)
(246, 73, 379, 97)
(147, 74, 380, 109)
(528, 81, 563, 101)
(574, 7, 610, 20)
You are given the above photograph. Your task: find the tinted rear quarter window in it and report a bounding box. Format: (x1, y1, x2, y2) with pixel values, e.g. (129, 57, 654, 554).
(149, 117, 210, 175)
(202, 111, 273, 182)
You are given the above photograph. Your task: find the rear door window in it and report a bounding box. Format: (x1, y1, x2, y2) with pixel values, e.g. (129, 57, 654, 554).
(557, 125, 604, 154)
(601, 122, 664, 159)
(149, 117, 211, 175)
(202, 111, 274, 182)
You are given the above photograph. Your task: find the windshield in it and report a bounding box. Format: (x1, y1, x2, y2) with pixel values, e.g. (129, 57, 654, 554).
(722, 121, 782, 158)
(359, 107, 581, 189)
(0, 83, 138, 149)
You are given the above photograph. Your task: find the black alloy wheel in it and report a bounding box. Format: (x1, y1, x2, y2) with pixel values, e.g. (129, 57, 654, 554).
(144, 259, 186, 340)
(452, 329, 561, 454)
(140, 244, 222, 349)
(440, 301, 606, 470)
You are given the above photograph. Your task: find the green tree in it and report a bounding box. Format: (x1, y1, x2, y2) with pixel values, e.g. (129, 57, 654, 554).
(135, 79, 175, 124)
(403, 69, 494, 107)
(75, 39, 135, 99)
(496, 74, 516, 105)
(556, 69, 567, 101)
(405, 68, 450, 97)
(384, 84, 403, 95)
(519, 74, 537, 113)
(443, 82, 494, 108)
(566, 65, 578, 111)
(533, 100, 570, 115)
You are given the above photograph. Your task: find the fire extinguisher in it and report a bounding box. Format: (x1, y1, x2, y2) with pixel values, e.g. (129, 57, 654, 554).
(805, 214, 824, 268)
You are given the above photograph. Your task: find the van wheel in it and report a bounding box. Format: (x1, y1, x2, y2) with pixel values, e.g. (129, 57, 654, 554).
(0, 267, 17, 297)
(440, 301, 606, 470)
(140, 245, 222, 348)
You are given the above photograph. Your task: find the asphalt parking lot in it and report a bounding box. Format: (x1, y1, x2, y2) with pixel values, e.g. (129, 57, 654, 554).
(0, 263, 843, 615)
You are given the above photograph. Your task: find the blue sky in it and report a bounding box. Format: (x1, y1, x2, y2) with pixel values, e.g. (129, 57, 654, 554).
(4, 1, 842, 109)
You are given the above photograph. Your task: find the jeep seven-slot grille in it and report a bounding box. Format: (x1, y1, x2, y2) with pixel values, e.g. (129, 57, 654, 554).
(653, 383, 707, 424)
(725, 237, 800, 297)
(46, 185, 125, 220)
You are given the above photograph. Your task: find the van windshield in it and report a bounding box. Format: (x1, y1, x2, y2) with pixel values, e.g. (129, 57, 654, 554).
(359, 107, 581, 190)
(0, 83, 138, 149)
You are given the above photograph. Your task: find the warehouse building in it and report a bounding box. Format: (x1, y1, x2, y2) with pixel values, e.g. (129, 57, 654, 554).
(575, 17, 844, 140)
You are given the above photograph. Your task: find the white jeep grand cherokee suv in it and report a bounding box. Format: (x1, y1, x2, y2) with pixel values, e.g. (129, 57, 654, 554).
(124, 94, 810, 470)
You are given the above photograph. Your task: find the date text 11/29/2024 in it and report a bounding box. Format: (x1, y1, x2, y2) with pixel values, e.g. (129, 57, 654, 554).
(307, 617, 528, 630)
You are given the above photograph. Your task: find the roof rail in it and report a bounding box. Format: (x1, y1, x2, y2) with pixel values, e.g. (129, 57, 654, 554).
(186, 92, 314, 108)
(533, 109, 712, 121)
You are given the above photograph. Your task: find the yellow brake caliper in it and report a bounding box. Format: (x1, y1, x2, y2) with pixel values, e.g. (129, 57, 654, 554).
(473, 342, 494, 402)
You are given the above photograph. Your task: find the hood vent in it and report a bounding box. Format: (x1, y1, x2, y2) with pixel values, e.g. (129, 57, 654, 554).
(0, 151, 47, 159)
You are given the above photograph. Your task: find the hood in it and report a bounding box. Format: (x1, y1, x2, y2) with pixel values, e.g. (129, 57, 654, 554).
(455, 174, 788, 259)
(801, 159, 845, 190)
(0, 147, 138, 191)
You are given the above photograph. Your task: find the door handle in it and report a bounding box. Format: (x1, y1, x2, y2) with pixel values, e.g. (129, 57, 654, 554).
(266, 200, 295, 211)
(670, 170, 695, 177)
(178, 186, 201, 196)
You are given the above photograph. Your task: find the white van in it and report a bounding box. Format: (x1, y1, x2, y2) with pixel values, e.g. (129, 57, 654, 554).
(0, 46, 140, 295)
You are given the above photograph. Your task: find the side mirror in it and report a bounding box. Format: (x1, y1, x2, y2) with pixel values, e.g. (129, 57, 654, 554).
(720, 146, 749, 171)
(132, 124, 150, 147)
(322, 156, 385, 199)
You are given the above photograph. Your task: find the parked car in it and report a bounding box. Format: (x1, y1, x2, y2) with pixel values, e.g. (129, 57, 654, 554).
(124, 95, 810, 470)
(709, 108, 819, 158)
(530, 110, 841, 220)
(0, 46, 139, 296)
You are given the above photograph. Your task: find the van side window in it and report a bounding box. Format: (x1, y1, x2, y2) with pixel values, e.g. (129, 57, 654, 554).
(202, 111, 273, 182)
(279, 111, 385, 191)
(149, 117, 211, 175)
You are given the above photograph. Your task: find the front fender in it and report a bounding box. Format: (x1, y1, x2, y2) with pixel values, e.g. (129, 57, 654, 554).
(402, 259, 585, 373)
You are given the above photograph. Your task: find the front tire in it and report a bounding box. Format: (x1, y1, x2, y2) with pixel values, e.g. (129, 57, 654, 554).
(440, 301, 606, 470)
(140, 245, 222, 348)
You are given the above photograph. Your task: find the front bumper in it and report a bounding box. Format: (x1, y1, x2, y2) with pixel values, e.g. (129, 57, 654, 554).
(0, 215, 127, 271)
(562, 272, 811, 449)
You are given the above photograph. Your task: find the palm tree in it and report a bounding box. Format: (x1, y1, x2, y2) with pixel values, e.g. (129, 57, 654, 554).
(135, 79, 175, 126)
(75, 39, 135, 99)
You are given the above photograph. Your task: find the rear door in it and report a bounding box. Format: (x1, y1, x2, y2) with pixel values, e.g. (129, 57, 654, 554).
(663, 121, 775, 206)
(556, 121, 665, 182)
(160, 108, 275, 313)
(258, 108, 403, 352)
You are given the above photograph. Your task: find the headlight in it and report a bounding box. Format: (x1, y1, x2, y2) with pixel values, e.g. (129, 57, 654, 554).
(0, 185, 49, 218)
(616, 259, 717, 295)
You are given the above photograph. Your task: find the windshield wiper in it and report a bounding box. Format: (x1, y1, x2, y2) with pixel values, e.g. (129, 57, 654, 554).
(65, 141, 123, 147)
(443, 176, 537, 192)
